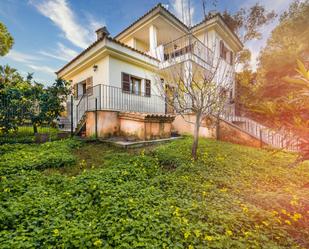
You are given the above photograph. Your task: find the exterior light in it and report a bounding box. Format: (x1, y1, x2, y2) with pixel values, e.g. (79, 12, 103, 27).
(93, 65, 98, 72)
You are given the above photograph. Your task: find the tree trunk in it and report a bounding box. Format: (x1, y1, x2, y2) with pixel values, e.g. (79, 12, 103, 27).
(33, 124, 38, 134)
(215, 115, 220, 140)
(192, 112, 201, 160)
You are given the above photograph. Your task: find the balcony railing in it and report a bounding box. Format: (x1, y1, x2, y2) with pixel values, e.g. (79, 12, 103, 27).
(75, 84, 166, 127)
(158, 34, 214, 68)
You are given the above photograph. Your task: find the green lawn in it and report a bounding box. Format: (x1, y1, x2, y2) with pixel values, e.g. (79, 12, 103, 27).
(0, 126, 60, 144)
(0, 138, 308, 248)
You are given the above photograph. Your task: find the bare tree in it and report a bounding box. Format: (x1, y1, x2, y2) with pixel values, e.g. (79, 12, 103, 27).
(156, 34, 234, 159)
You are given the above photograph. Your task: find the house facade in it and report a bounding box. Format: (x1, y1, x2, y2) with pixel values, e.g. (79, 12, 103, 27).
(57, 3, 243, 140)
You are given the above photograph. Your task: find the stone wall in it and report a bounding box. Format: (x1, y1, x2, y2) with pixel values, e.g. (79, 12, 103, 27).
(218, 120, 263, 148)
(119, 113, 174, 140)
(85, 110, 175, 140)
(172, 114, 215, 138)
(86, 111, 119, 138)
(172, 114, 263, 148)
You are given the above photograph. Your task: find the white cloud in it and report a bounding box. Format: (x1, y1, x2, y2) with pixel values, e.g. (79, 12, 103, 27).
(39, 43, 78, 62)
(6, 50, 41, 63)
(30, 0, 97, 49)
(170, 0, 195, 27)
(85, 13, 106, 41)
(4, 50, 55, 76)
(28, 64, 56, 75)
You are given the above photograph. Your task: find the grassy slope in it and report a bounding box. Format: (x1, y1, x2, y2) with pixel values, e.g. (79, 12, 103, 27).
(0, 138, 308, 248)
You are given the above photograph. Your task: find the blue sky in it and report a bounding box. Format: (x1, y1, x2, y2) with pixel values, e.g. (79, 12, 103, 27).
(0, 0, 293, 85)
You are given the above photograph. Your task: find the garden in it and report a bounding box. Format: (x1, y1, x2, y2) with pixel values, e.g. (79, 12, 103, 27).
(0, 137, 308, 248)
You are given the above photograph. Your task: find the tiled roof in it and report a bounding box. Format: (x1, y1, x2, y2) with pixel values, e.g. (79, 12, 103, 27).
(191, 13, 243, 48)
(114, 3, 189, 39)
(56, 3, 243, 75)
(56, 36, 159, 75)
(119, 111, 175, 119)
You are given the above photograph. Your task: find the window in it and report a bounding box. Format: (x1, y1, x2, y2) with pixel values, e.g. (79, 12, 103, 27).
(220, 41, 234, 65)
(229, 51, 234, 65)
(145, 79, 151, 97)
(86, 77, 93, 95)
(82, 82, 87, 95)
(122, 72, 141, 95)
(220, 40, 226, 59)
(130, 77, 141, 95)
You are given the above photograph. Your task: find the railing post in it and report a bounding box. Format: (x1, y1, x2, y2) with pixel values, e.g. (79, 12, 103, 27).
(259, 129, 263, 148)
(70, 95, 74, 137)
(95, 98, 98, 139)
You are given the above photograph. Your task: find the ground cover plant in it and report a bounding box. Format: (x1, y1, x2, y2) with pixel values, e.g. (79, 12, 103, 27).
(0, 138, 308, 248)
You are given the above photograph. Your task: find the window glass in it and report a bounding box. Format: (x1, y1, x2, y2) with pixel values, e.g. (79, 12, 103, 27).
(131, 77, 141, 95)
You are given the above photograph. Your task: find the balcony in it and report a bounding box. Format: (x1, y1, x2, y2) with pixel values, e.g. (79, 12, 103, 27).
(74, 84, 166, 128)
(150, 34, 214, 70)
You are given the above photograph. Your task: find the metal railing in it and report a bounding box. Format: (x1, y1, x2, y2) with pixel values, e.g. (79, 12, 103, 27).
(162, 34, 214, 66)
(75, 84, 166, 127)
(221, 111, 300, 152)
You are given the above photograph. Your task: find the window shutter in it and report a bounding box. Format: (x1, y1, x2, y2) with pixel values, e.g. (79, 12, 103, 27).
(220, 40, 224, 58)
(122, 73, 130, 92)
(73, 83, 78, 99)
(229, 51, 234, 65)
(86, 77, 93, 95)
(145, 79, 151, 97)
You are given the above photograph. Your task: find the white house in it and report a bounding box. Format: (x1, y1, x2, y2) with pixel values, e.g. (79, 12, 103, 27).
(56, 3, 243, 140)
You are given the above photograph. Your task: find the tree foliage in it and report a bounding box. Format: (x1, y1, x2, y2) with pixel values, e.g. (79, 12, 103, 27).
(220, 3, 276, 67)
(0, 22, 14, 56)
(0, 65, 70, 133)
(235, 2, 309, 158)
(257, 0, 309, 94)
(221, 3, 276, 43)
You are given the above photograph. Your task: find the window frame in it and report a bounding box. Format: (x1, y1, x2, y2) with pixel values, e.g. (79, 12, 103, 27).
(130, 76, 142, 95)
(122, 72, 144, 96)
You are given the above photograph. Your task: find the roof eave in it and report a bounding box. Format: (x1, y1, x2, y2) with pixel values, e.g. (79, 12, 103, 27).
(114, 3, 189, 41)
(191, 14, 243, 51)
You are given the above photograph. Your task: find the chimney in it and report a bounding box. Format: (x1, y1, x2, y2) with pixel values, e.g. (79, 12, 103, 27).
(95, 26, 110, 40)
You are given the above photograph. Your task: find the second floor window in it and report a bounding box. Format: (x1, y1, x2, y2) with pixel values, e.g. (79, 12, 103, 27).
(220, 40, 234, 65)
(220, 40, 227, 60)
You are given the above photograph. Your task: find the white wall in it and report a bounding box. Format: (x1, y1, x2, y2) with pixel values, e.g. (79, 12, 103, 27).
(108, 56, 165, 113)
(108, 56, 160, 95)
(122, 37, 148, 53)
(69, 56, 109, 87)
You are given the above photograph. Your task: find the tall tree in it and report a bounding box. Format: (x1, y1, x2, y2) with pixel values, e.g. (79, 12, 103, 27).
(0, 65, 70, 134)
(219, 3, 276, 67)
(0, 22, 14, 56)
(257, 0, 309, 97)
(0, 65, 32, 132)
(157, 35, 233, 160)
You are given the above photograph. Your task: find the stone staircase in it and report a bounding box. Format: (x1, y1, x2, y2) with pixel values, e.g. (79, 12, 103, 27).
(221, 112, 300, 152)
(74, 113, 87, 136)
